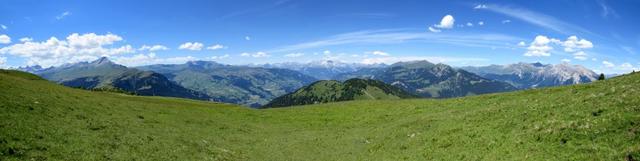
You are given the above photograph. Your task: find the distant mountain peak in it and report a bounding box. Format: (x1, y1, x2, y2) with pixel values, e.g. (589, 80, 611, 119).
(186, 60, 224, 69)
(531, 62, 545, 67)
(91, 57, 114, 65)
(187, 60, 215, 64)
(460, 62, 598, 89)
(391, 60, 435, 67)
(16, 65, 45, 73)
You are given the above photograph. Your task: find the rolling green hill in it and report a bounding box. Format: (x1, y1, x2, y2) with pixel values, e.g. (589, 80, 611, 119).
(264, 78, 417, 108)
(1, 69, 639, 160)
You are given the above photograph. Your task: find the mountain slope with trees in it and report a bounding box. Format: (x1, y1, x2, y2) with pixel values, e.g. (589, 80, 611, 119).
(264, 78, 417, 108)
(334, 60, 517, 98)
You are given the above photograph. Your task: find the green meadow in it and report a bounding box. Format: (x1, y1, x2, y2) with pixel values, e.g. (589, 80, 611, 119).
(1, 69, 639, 160)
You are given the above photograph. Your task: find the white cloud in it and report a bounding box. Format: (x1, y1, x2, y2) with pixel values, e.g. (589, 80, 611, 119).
(19, 37, 33, 42)
(178, 42, 204, 51)
(501, 20, 511, 24)
(367, 50, 389, 56)
(523, 35, 594, 58)
(573, 51, 588, 60)
(473, 4, 488, 9)
(0, 35, 10, 44)
(0, 33, 134, 67)
(517, 41, 526, 46)
(253, 52, 269, 57)
(466, 22, 473, 27)
(240, 51, 270, 58)
(1, 24, 7, 30)
(478, 21, 484, 26)
(322, 52, 342, 60)
(602, 61, 615, 68)
(599, 62, 640, 74)
(428, 27, 441, 33)
(112, 53, 157, 66)
(561, 59, 571, 63)
(206, 44, 225, 50)
(209, 54, 230, 60)
(245, 36, 251, 40)
(620, 63, 634, 70)
(428, 15, 455, 32)
(55, 11, 71, 20)
(139, 45, 169, 51)
(560, 36, 593, 52)
(284, 53, 304, 57)
(67, 33, 122, 48)
(434, 15, 455, 29)
(0, 56, 6, 68)
(524, 35, 553, 57)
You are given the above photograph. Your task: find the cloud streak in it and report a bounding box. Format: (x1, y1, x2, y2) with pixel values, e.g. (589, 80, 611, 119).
(478, 4, 592, 36)
(272, 29, 525, 52)
(55, 11, 72, 20)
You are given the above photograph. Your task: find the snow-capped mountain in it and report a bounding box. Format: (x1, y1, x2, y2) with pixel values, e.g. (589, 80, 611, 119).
(255, 60, 387, 80)
(15, 65, 47, 73)
(461, 62, 598, 89)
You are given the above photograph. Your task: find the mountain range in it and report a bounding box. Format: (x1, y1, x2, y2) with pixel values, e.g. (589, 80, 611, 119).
(29, 57, 210, 100)
(137, 61, 317, 107)
(264, 78, 417, 108)
(333, 60, 518, 98)
(255, 60, 386, 80)
(461, 62, 598, 89)
(15, 57, 601, 107)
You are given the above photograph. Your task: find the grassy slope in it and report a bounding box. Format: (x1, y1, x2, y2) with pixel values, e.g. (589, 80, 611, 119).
(264, 79, 416, 108)
(1, 70, 640, 160)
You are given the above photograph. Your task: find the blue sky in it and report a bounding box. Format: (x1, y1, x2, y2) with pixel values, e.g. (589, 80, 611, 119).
(0, 0, 639, 74)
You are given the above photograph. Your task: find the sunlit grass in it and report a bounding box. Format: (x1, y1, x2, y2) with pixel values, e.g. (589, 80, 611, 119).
(1, 69, 639, 160)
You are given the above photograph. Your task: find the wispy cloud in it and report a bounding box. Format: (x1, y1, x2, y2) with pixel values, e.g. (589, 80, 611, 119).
(219, 0, 292, 20)
(597, 0, 619, 18)
(55, 11, 72, 20)
(178, 42, 204, 51)
(338, 13, 395, 19)
(272, 29, 524, 52)
(477, 4, 592, 36)
(284, 53, 304, 57)
(240, 52, 270, 58)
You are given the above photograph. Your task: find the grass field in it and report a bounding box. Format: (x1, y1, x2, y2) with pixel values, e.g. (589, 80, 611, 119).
(1, 69, 640, 160)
